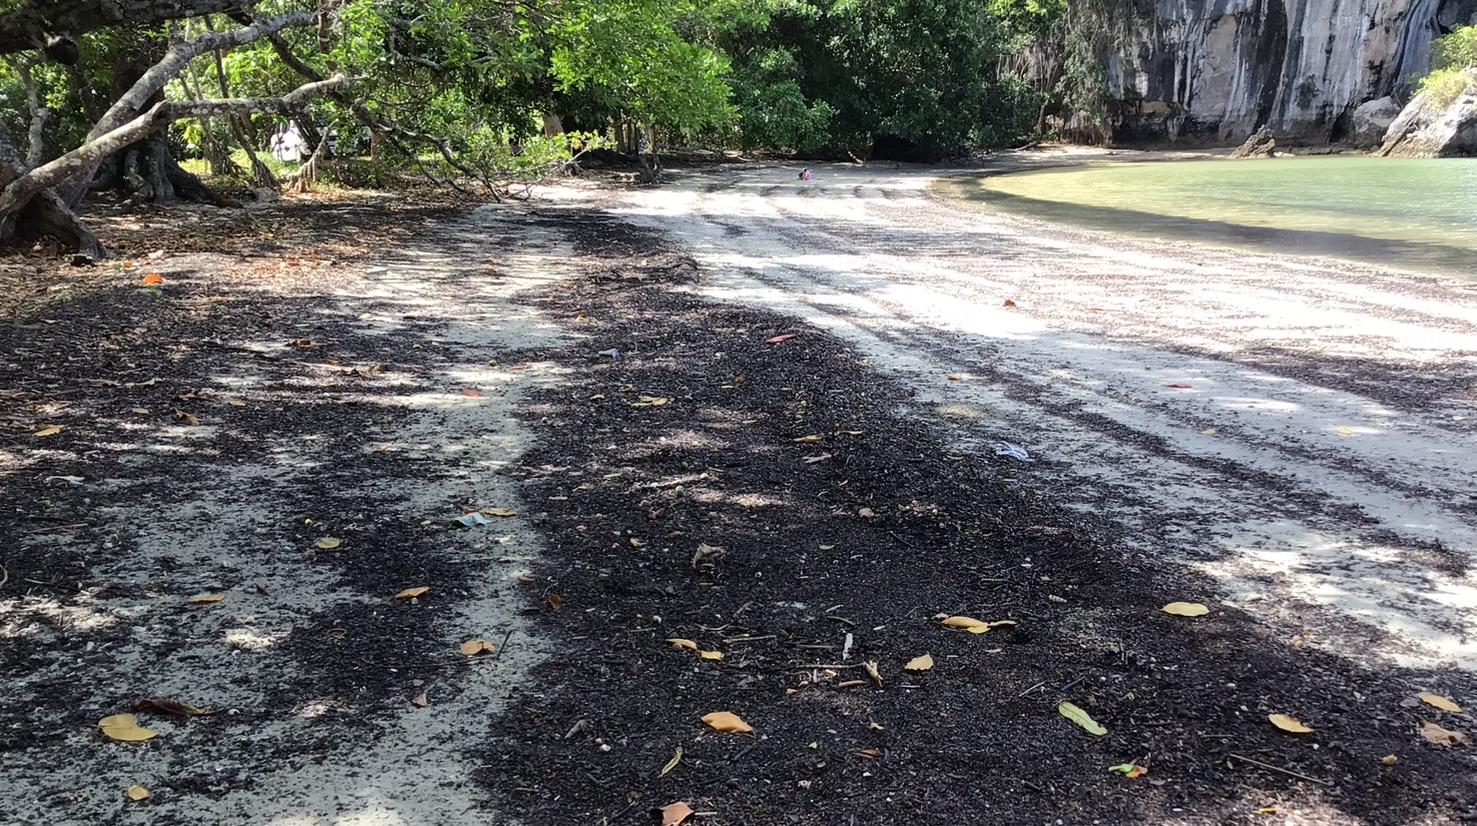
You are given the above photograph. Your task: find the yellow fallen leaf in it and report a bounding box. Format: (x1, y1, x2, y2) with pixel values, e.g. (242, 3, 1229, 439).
(792, 434, 823, 443)
(226, 399, 247, 408)
(1268, 713, 1313, 734)
(698, 650, 724, 661)
(412, 692, 429, 707)
(701, 711, 753, 734)
(631, 396, 670, 408)
(1202, 428, 1217, 436)
(130, 407, 150, 415)
(99, 714, 157, 742)
(988, 620, 1018, 628)
(33, 425, 63, 438)
(481, 507, 517, 517)
(1419, 693, 1463, 713)
(940, 616, 991, 634)
(660, 801, 694, 826)
(1337, 426, 1355, 437)
(186, 593, 224, 605)
(1420, 720, 1468, 747)
(659, 745, 683, 777)
(394, 586, 430, 600)
(864, 660, 883, 688)
(127, 785, 151, 801)
(904, 653, 934, 672)
(459, 639, 496, 657)
(1256, 807, 1277, 816)
(666, 638, 699, 651)
(1380, 754, 1398, 765)
(313, 537, 341, 550)
(1161, 602, 1210, 617)
(1058, 701, 1107, 736)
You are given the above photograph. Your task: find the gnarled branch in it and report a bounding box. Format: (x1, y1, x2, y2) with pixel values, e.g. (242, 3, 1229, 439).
(0, 74, 350, 217)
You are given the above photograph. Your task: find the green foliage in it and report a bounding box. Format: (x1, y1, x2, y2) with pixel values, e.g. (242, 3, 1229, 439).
(1415, 26, 1477, 109)
(1431, 25, 1477, 72)
(1418, 67, 1477, 108)
(708, 0, 1042, 157)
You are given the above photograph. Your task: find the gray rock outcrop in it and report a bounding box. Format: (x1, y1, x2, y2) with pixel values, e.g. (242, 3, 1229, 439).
(1351, 96, 1405, 148)
(1377, 69, 1477, 156)
(1228, 126, 1278, 157)
(1106, 0, 1477, 145)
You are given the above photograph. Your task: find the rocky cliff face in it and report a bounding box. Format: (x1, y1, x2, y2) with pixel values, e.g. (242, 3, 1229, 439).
(1108, 0, 1477, 145)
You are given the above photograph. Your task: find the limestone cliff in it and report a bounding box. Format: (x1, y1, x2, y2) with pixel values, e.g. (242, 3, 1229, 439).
(1107, 0, 1477, 145)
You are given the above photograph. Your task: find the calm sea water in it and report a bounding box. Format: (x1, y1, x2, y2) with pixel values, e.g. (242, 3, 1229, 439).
(943, 157, 1477, 277)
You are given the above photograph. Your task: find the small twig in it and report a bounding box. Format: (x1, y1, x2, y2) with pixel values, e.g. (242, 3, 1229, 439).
(788, 663, 865, 670)
(0, 563, 7, 590)
(722, 634, 775, 644)
(1228, 753, 1332, 786)
(824, 615, 857, 627)
(492, 629, 513, 661)
(1016, 680, 1047, 698)
(1061, 675, 1088, 693)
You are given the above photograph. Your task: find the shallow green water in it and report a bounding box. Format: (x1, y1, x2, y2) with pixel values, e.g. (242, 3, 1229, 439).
(945, 157, 1477, 276)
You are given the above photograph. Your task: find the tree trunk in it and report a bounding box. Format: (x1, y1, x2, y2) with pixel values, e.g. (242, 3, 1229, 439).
(636, 123, 661, 184)
(0, 138, 104, 259)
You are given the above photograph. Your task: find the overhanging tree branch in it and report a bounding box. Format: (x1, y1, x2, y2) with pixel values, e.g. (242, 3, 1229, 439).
(0, 1, 249, 57)
(0, 74, 350, 217)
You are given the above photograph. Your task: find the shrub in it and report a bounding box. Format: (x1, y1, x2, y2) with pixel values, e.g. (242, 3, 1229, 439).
(1417, 67, 1477, 108)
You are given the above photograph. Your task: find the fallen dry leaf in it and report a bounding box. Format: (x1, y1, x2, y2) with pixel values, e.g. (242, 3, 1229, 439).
(186, 593, 224, 605)
(857, 507, 875, 518)
(1419, 693, 1463, 713)
(940, 616, 991, 634)
(1381, 754, 1398, 765)
(701, 711, 753, 734)
(174, 409, 201, 426)
(1002, 298, 1018, 308)
(462, 388, 482, 398)
(127, 785, 151, 801)
(1161, 602, 1210, 617)
(412, 692, 429, 707)
(864, 660, 883, 688)
(459, 639, 496, 657)
(313, 537, 342, 551)
(692, 543, 724, 568)
(130, 407, 150, 415)
(481, 507, 518, 518)
(132, 698, 211, 717)
(1059, 701, 1107, 736)
(1268, 713, 1313, 734)
(1164, 383, 1192, 389)
(1337, 426, 1355, 437)
(904, 653, 934, 672)
(792, 434, 823, 444)
(1108, 763, 1148, 779)
(631, 396, 670, 408)
(393, 586, 430, 600)
(226, 399, 247, 408)
(667, 638, 699, 651)
(99, 713, 157, 742)
(802, 453, 832, 464)
(140, 273, 164, 286)
(1420, 720, 1468, 747)
(32, 425, 64, 438)
(766, 334, 796, 344)
(660, 745, 683, 777)
(659, 801, 695, 826)
(698, 650, 724, 661)
(545, 594, 563, 610)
